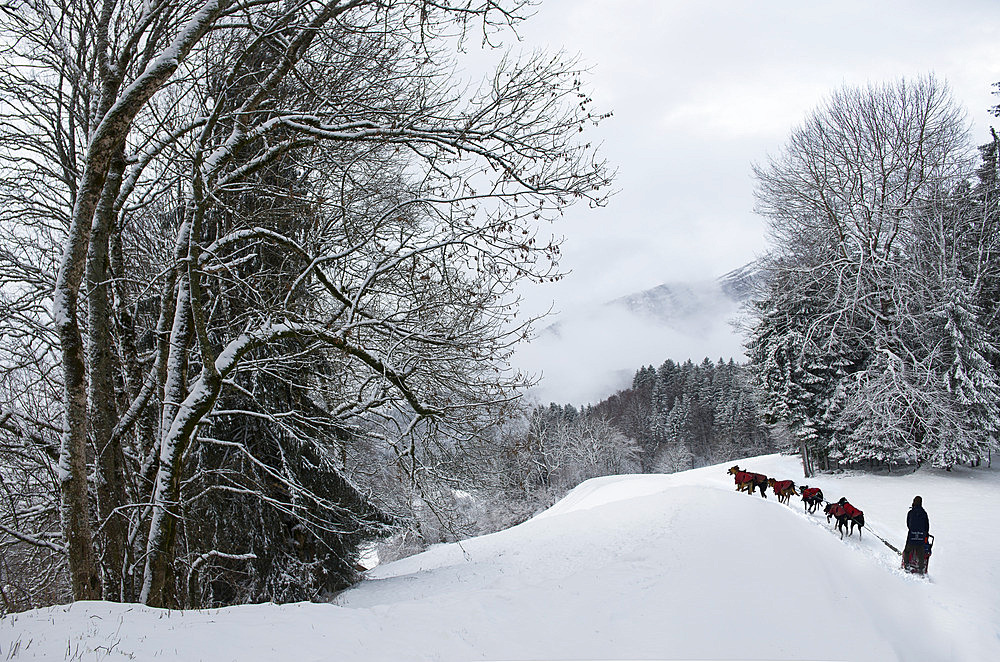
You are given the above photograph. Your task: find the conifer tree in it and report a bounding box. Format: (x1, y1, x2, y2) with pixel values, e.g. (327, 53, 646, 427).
(933, 279, 1000, 466)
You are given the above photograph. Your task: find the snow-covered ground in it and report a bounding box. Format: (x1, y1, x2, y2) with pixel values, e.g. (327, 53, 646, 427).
(2, 453, 997, 661)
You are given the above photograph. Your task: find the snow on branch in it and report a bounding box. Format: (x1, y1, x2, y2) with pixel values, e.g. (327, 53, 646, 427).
(0, 521, 67, 554)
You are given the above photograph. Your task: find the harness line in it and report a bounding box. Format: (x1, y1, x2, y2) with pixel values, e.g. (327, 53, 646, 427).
(745, 472, 907, 557)
(866, 525, 902, 556)
(819, 498, 901, 556)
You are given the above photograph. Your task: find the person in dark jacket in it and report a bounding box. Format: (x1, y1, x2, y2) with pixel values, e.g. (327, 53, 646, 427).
(903, 496, 930, 573)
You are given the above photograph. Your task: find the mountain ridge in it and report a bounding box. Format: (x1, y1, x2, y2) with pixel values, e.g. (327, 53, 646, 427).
(517, 265, 757, 404)
(543, 265, 758, 339)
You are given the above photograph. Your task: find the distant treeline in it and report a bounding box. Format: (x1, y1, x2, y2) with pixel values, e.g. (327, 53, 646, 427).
(529, 357, 774, 476)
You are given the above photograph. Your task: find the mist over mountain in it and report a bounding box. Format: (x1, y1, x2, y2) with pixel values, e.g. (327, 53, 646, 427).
(515, 266, 758, 406)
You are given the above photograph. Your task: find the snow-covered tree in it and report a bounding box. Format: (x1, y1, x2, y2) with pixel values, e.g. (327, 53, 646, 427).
(934, 286, 1000, 465)
(652, 440, 694, 474)
(549, 417, 641, 487)
(749, 76, 1000, 471)
(0, 0, 611, 608)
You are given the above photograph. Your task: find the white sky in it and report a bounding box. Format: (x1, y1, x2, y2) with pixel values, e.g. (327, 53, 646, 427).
(496, 0, 1000, 318)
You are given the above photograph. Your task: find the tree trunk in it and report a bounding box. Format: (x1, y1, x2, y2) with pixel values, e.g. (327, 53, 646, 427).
(141, 368, 222, 607)
(800, 439, 813, 478)
(87, 150, 129, 600)
(53, 158, 113, 601)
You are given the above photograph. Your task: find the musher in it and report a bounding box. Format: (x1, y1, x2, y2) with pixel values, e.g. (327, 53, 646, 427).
(902, 496, 930, 574)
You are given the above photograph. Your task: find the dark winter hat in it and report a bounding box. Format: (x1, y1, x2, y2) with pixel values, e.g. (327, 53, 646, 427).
(912, 496, 922, 507)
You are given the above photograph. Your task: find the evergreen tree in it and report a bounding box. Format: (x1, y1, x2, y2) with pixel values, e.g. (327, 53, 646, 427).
(933, 279, 1000, 466)
(747, 265, 862, 474)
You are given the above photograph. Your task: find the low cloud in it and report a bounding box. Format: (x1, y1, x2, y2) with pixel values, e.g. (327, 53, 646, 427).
(513, 284, 747, 406)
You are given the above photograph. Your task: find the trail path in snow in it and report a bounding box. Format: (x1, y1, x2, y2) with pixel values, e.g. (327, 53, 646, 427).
(1, 454, 997, 661)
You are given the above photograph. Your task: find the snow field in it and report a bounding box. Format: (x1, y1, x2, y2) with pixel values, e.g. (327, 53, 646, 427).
(1, 453, 997, 661)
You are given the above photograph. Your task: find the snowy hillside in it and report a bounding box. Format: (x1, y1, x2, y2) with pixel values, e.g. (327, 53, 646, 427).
(2, 454, 997, 661)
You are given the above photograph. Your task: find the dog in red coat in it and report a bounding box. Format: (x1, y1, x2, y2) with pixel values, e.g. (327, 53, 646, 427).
(728, 466, 768, 498)
(825, 497, 865, 538)
(799, 485, 824, 514)
(767, 478, 796, 505)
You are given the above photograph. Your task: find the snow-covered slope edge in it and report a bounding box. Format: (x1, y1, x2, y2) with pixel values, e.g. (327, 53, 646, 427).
(2, 454, 997, 661)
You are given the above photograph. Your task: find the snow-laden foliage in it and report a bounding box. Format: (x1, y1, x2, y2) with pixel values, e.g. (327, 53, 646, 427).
(0, 0, 610, 609)
(749, 76, 1000, 471)
(527, 358, 774, 475)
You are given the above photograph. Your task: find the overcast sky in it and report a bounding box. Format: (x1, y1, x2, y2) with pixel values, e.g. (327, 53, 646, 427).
(493, 0, 1000, 318)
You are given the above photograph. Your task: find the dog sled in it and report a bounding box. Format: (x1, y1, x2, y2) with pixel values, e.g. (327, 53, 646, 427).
(902, 533, 934, 575)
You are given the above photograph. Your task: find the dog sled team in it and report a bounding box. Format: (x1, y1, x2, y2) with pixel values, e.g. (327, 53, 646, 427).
(727, 465, 933, 576)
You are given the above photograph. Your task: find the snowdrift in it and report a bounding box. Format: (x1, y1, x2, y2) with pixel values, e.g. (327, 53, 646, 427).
(2, 454, 998, 661)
